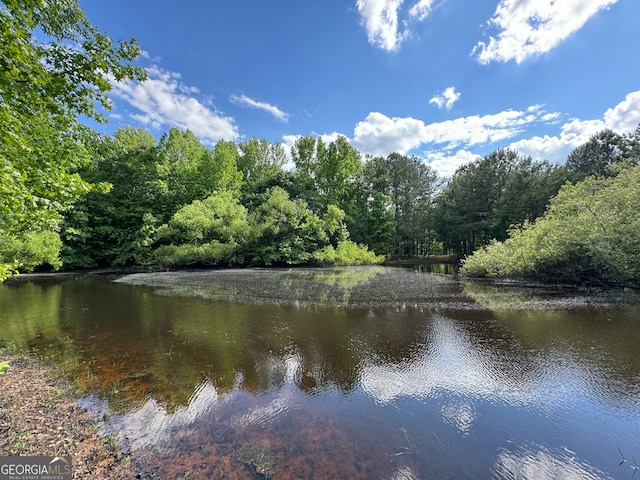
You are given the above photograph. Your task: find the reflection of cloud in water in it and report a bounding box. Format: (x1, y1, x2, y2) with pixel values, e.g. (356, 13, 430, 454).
(231, 396, 290, 429)
(116, 380, 222, 450)
(362, 315, 502, 405)
(493, 444, 611, 480)
(116, 356, 302, 451)
(441, 401, 475, 434)
(360, 315, 591, 412)
(387, 465, 420, 480)
(231, 356, 300, 429)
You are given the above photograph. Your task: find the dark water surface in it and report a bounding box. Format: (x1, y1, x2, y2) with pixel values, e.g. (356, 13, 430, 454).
(1, 267, 640, 479)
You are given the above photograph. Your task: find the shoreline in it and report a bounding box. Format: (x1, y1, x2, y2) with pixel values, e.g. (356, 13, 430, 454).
(0, 353, 134, 479)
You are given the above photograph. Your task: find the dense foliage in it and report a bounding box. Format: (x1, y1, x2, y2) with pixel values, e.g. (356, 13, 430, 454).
(435, 149, 573, 257)
(461, 163, 640, 286)
(61, 131, 388, 269)
(0, 0, 145, 279)
(3, 2, 639, 286)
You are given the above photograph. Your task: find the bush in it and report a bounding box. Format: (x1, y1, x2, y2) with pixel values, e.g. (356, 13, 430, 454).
(461, 164, 640, 287)
(155, 241, 241, 268)
(0, 231, 62, 279)
(313, 240, 385, 266)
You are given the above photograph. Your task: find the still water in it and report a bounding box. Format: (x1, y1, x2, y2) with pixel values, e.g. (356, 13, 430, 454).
(1, 267, 640, 479)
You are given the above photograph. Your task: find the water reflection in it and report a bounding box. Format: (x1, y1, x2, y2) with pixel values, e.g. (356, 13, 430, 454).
(359, 313, 594, 413)
(493, 444, 610, 480)
(2, 269, 640, 478)
(115, 379, 222, 451)
(441, 401, 475, 435)
(116, 267, 386, 308)
(461, 280, 640, 411)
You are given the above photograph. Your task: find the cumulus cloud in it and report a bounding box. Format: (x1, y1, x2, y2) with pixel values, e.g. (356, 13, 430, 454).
(509, 89, 640, 162)
(110, 65, 238, 144)
(423, 149, 480, 178)
(286, 90, 640, 178)
(356, 0, 436, 51)
(508, 119, 604, 163)
(473, 0, 619, 64)
(288, 90, 640, 177)
(429, 87, 461, 110)
(603, 90, 640, 133)
(352, 112, 428, 155)
(229, 94, 289, 122)
(352, 105, 555, 157)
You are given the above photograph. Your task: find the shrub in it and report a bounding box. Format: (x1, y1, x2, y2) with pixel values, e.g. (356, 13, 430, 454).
(461, 164, 640, 287)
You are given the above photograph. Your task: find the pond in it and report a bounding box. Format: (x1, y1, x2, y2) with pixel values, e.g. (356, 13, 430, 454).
(1, 266, 640, 479)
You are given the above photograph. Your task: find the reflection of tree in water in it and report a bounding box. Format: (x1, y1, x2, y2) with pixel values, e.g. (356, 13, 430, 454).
(90, 271, 438, 409)
(460, 279, 638, 311)
(118, 266, 386, 308)
(460, 279, 640, 409)
(0, 279, 64, 348)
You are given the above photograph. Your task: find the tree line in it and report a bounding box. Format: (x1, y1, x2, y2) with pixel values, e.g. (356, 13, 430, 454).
(461, 128, 640, 287)
(5, 119, 638, 281)
(1, 0, 639, 285)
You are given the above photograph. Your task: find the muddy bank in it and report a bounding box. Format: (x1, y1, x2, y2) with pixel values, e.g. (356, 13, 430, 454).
(0, 354, 134, 479)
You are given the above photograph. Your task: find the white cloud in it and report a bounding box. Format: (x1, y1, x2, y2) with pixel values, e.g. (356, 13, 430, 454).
(509, 89, 640, 162)
(429, 86, 461, 110)
(423, 149, 480, 178)
(603, 90, 640, 133)
(473, 0, 619, 64)
(229, 94, 289, 122)
(352, 105, 554, 157)
(352, 112, 429, 155)
(356, 0, 406, 51)
(356, 0, 436, 51)
(509, 119, 604, 162)
(288, 90, 640, 178)
(110, 65, 238, 144)
(318, 131, 345, 145)
(408, 0, 435, 21)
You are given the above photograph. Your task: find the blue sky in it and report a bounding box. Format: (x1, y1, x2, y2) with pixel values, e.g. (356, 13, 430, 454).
(80, 0, 640, 176)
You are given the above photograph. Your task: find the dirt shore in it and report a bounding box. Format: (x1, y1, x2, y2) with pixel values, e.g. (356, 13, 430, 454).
(0, 353, 135, 479)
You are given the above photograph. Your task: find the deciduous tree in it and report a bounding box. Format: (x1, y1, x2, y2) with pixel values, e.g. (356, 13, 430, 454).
(0, 0, 145, 279)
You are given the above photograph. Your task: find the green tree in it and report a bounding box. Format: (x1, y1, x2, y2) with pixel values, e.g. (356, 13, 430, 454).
(364, 192, 395, 255)
(157, 129, 242, 207)
(154, 191, 250, 267)
(435, 149, 568, 257)
(158, 128, 208, 208)
(365, 153, 440, 255)
(241, 169, 324, 221)
(238, 137, 287, 189)
(565, 129, 625, 178)
(291, 135, 362, 210)
(625, 124, 640, 163)
(247, 187, 327, 266)
(492, 159, 570, 238)
(291, 135, 321, 187)
(210, 139, 242, 194)
(60, 129, 167, 267)
(461, 163, 640, 287)
(0, 0, 145, 279)
(317, 136, 362, 207)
